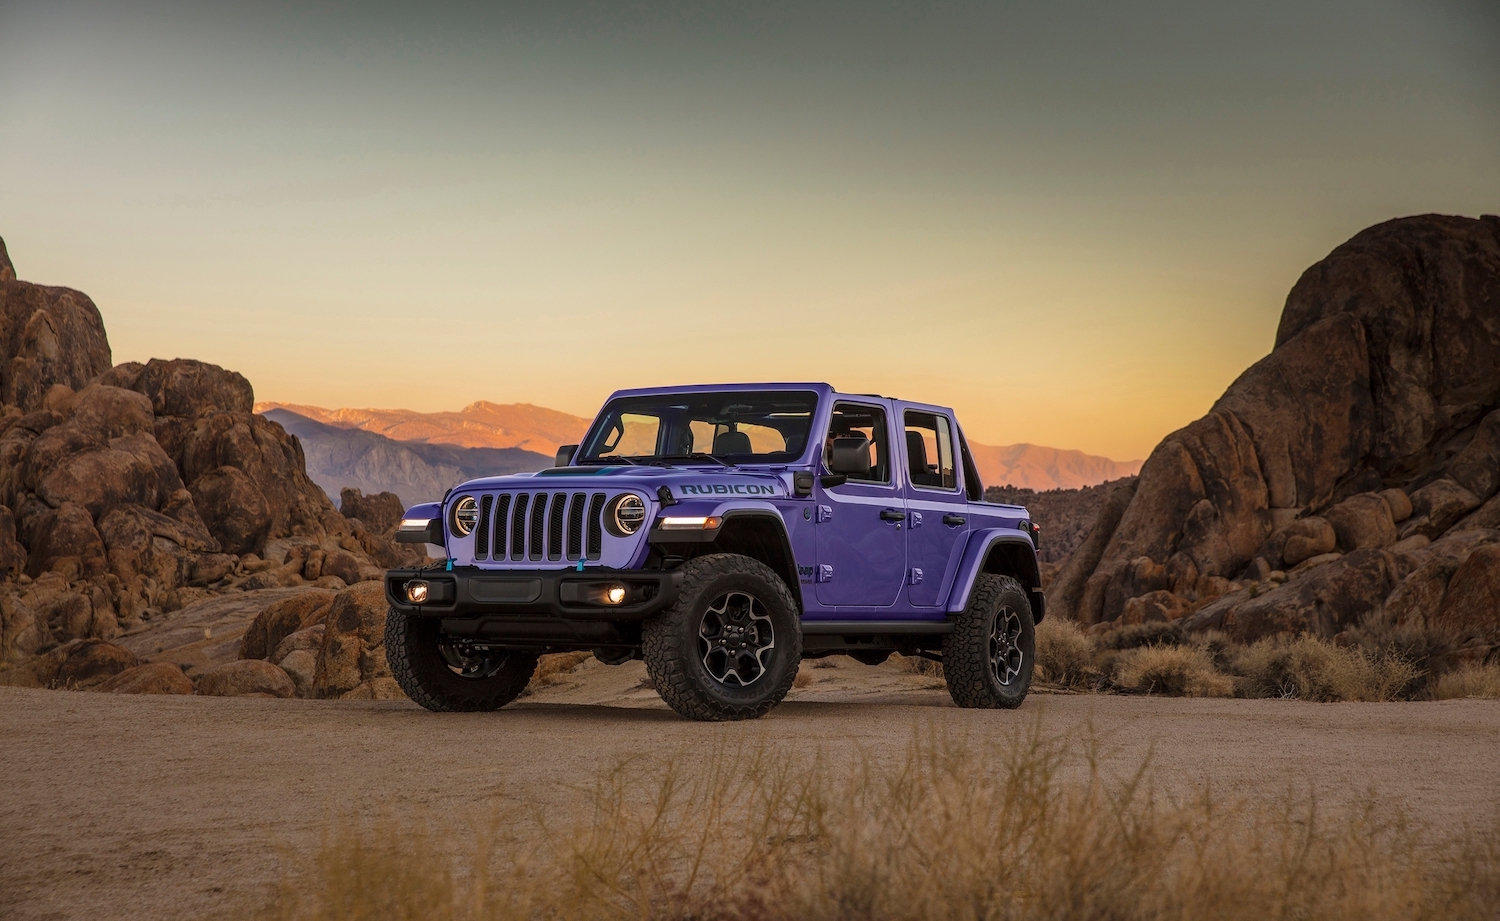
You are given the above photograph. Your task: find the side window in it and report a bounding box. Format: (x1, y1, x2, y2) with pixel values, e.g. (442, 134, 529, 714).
(823, 403, 891, 484)
(903, 411, 957, 490)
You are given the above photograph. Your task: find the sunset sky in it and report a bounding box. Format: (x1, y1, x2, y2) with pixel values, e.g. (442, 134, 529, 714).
(2, 0, 1497, 461)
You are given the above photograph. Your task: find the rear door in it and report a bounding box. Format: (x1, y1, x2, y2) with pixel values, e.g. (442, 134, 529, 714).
(898, 405, 969, 606)
(814, 400, 907, 607)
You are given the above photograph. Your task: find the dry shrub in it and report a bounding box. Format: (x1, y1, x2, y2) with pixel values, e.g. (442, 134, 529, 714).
(897, 654, 943, 679)
(1099, 620, 1185, 651)
(525, 651, 592, 693)
(1113, 644, 1233, 697)
(1231, 637, 1421, 702)
(1432, 662, 1500, 700)
(792, 664, 814, 689)
(261, 729, 1500, 921)
(1035, 616, 1097, 688)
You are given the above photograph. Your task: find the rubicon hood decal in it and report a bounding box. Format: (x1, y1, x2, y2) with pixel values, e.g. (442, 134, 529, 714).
(678, 483, 779, 496)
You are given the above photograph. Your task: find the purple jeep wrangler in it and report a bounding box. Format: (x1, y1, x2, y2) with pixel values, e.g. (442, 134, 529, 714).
(385, 383, 1044, 721)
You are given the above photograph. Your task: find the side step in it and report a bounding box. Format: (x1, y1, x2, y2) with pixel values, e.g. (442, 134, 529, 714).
(800, 620, 953, 636)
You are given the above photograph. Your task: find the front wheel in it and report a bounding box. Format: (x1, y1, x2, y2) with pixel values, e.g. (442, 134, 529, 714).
(943, 575, 1035, 708)
(642, 554, 802, 721)
(385, 609, 539, 712)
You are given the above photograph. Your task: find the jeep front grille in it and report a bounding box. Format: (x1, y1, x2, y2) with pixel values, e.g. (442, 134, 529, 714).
(473, 491, 609, 563)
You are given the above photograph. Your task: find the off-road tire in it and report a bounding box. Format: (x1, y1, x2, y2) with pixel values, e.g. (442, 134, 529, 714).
(385, 608, 538, 712)
(642, 553, 802, 721)
(943, 574, 1035, 709)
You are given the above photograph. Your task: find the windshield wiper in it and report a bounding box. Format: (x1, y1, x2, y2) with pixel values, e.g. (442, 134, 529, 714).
(654, 453, 735, 468)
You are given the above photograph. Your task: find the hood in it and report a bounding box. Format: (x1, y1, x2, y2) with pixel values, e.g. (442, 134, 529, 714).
(457, 464, 793, 499)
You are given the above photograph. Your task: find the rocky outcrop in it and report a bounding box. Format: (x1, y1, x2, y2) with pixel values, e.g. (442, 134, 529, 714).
(0, 236, 407, 671)
(1056, 215, 1500, 659)
(234, 581, 404, 700)
(311, 581, 402, 700)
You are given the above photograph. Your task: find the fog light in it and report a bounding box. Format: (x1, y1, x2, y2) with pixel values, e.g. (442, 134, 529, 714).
(405, 580, 430, 604)
(604, 585, 627, 605)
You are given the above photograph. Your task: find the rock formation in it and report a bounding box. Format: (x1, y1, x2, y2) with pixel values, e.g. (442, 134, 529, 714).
(1051, 214, 1500, 664)
(0, 236, 412, 670)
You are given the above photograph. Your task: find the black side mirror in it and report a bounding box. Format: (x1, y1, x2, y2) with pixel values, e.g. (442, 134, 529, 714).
(555, 444, 578, 467)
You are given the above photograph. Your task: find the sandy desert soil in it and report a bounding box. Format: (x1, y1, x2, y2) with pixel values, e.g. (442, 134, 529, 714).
(2, 661, 1499, 921)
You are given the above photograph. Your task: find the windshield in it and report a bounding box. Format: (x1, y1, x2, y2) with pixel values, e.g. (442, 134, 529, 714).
(578, 391, 818, 465)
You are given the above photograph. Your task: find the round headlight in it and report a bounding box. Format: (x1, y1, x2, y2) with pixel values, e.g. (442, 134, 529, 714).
(450, 495, 479, 536)
(606, 494, 646, 536)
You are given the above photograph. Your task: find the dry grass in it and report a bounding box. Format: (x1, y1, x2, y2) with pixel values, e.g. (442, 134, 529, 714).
(1034, 616, 1097, 688)
(1432, 662, 1500, 700)
(897, 653, 943, 679)
(1230, 637, 1422, 702)
(1113, 645, 1234, 697)
(523, 652, 592, 695)
(259, 728, 1500, 921)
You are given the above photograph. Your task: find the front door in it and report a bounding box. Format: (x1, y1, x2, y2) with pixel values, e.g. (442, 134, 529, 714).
(900, 407, 969, 606)
(814, 401, 906, 607)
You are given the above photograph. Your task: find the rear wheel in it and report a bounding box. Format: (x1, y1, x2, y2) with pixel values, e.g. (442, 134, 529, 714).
(943, 575, 1035, 709)
(385, 609, 538, 712)
(642, 554, 802, 721)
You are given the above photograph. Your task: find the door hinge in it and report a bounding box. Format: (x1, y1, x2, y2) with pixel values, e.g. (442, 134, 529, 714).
(818, 564, 834, 583)
(909, 567, 924, 585)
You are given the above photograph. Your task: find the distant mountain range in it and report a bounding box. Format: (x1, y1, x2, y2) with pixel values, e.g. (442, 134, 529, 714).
(256, 400, 590, 453)
(258, 401, 1141, 505)
(262, 409, 550, 506)
(966, 442, 1142, 491)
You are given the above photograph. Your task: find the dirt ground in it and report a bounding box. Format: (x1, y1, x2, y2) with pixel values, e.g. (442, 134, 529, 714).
(3, 660, 1499, 921)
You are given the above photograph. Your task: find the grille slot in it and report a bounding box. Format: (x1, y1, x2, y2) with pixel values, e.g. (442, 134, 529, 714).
(566, 493, 586, 560)
(491, 493, 511, 559)
(586, 493, 606, 560)
(529, 493, 547, 561)
(474, 495, 494, 559)
(547, 493, 566, 561)
(510, 493, 529, 560)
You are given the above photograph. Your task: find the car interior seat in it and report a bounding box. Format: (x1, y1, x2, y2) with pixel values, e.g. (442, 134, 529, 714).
(713, 430, 753, 455)
(906, 430, 938, 486)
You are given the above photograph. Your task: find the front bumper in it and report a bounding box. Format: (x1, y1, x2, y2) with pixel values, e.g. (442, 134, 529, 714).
(384, 566, 683, 622)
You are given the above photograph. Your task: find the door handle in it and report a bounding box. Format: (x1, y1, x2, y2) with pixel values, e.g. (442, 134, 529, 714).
(943, 514, 966, 526)
(880, 509, 907, 522)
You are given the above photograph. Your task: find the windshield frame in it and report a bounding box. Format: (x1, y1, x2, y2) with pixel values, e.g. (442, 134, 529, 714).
(577, 390, 820, 466)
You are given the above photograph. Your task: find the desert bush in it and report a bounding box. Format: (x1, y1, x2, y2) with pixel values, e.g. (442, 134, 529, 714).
(1431, 662, 1500, 700)
(1098, 620, 1184, 651)
(1349, 615, 1453, 678)
(261, 729, 1500, 921)
(522, 651, 592, 695)
(897, 653, 943, 679)
(1230, 636, 1421, 702)
(1035, 616, 1096, 688)
(1113, 644, 1233, 697)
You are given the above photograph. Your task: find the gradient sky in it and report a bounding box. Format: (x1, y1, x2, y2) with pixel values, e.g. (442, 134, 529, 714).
(2, 1, 1497, 460)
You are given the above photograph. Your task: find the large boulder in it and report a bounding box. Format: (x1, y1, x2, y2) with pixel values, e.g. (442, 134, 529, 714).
(340, 488, 404, 536)
(130, 358, 253, 419)
(0, 253, 112, 411)
(32, 638, 142, 690)
(239, 589, 336, 660)
(98, 662, 195, 695)
(1058, 215, 1500, 639)
(1430, 543, 1500, 661)
(196, 658, 296, 698)
(312, 581, 403, 700)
